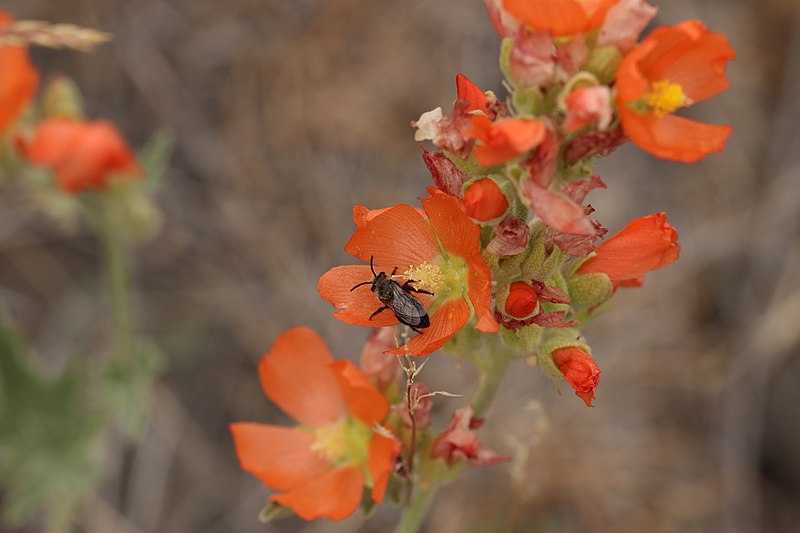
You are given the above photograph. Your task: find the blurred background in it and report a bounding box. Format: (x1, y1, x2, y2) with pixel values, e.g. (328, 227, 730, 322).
(1, 0, 799, 531)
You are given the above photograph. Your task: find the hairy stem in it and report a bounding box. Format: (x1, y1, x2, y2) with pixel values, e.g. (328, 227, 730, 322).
(100, 201, 133, 360)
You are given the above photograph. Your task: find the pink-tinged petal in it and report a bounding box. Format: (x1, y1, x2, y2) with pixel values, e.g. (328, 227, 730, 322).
(389, 298, 471, 357)
(271, 466, 364, 521)
(597, 0, 658, 52)
(345, 204, 440, 268)
(319, 265, 401, 328)
(369, 431, 401, 503)
(421, 148, 467, 198)
(421, 189, 479, 260)
(230, 423, 330, 491)
(330, 359, 388, 426)
(259, 327, 346, 427)
(523, 181, 596, 235)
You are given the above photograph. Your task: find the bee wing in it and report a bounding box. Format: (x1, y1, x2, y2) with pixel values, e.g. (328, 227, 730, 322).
(389, 283, 428, 327)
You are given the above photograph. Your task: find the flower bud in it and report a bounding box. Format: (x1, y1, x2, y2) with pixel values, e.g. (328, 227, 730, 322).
(505, 281, 539, 318)
(42, 76, 84, 120)
(432, 406, 510, 467)
(551, 346, 600, 407)
(464, 178, 509, 221)
(567, 271, 613, 309)
(359, 327, 400, 391)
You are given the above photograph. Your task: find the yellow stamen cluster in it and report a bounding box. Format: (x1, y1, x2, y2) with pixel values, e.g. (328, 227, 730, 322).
(310, 423, 348, 463)
(309, 417, 372, 466)
(645, 79, 692, 117)
(403, 261, 445, 293)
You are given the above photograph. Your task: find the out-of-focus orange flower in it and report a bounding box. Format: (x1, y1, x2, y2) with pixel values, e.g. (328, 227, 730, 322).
(504, 281, 539, 318)
(0, 10, 38, 134)
(464, 178, 508, 221)
(465, 115, 546, 167)
(319, 189, 498, 357)
(616, 20, 735, 162)
(230, 327, 398, 521)
(503, 0, 619, 38)
(17, 118, 141, 194)
(552, 346, 600, 407)
(577, 212, 679, 287)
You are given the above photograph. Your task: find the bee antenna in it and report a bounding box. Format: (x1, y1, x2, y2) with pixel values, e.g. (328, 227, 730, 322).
(370, 255, 377, 277)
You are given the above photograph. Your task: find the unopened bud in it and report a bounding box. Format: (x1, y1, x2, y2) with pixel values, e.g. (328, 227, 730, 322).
(464, 178, 509, 222)
(585, 46, 623, 84)
(505, 281, 539, 318)
(42, 76, 84, 120)
(568, 272, 613, 309)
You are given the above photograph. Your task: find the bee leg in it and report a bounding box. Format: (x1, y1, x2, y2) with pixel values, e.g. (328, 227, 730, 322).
(369, 306, 391, 321)
(402, 280, 434, 296)
(409, 325, 424, 334)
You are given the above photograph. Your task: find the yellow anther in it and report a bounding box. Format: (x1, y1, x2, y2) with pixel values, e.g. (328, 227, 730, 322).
(310, 423, 348, 463)
(645, 79, 692, 117)
(403, 262, 445, 293)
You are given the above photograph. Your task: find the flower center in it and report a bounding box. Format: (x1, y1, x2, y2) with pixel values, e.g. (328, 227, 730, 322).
(309, 417, 372, 466)
(403, 261, 445, 293)
(644, 79, 692, 117)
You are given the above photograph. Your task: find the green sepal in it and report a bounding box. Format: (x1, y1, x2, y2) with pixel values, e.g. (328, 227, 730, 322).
(42, 76, 85, 120)
(520, 230, 567, 281)
(586, 46, 623, 85)
(499, 323, 543, 356)
(513, 86, 546, 117)
(360, 489, 379, 518)
(538, 330, 590, 381)
(499, 38, 515, 89)
(444, 150, 496, 177)
(258, 501, 294, 523)
(568, 272, 613, 309)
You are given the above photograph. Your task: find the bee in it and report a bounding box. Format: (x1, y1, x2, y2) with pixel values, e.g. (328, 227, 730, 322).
(350, 256, 433, 333)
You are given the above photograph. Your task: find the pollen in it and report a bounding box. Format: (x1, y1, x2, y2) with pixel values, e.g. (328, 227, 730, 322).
(309, 417, 372, 466)
(310, 423, 348, 463)
(645, 79, 692, 117)
(404, 262, 445, 293)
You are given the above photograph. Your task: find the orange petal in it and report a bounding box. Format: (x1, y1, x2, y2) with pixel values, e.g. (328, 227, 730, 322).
(229, 423, 330, 491)
(620, 109, 731, 163)
(577, 212, 679, 284)
(468, 256, 499, 332)
(389, 298, 470, 356)
(640, 21, 735, 103)
(368, 431, 400, 504)
(271, 465, 364, 521)
(421, 189, 479, 260)
(455, 73, 488, 114)
(504, 0, 617, 37)
(259, 327, 346, 427)
(344, 204, 440, 269)
(318, 265, 401, 327)
(0, 11, 38, 134)
(329, 359, 388, 426)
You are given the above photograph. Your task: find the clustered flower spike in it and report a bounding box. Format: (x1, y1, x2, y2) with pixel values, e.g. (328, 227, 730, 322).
(230, 0, 734, 526)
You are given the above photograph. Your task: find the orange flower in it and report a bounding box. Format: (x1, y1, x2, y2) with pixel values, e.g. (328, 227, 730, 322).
(577, 212, 679, 287)
(551, 347, 600, 407)
(230, 327, 398, 521)
(319, 189, 498, 357)
(0, 10, 38, 134)
(616, 21, 735, 162)
(465, 115, 546, 167)
(464, 178, 508, 221)
(503, 0, 619, 37)
(17, 118, 141, 193)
